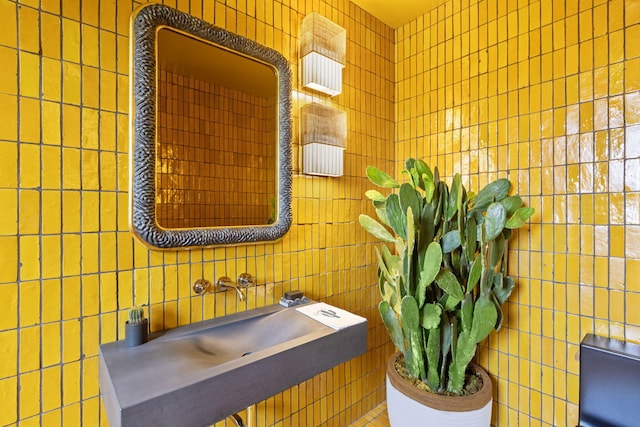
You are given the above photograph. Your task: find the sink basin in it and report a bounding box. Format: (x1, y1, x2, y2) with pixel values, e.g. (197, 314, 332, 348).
(99, 302, 367, 427)
(182, 308, 327, 361)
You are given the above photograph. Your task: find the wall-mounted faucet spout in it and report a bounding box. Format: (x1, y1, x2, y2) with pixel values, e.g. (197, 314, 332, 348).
(216, 276, 245, 301)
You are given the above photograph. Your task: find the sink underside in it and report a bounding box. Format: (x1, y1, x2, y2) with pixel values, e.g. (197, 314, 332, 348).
(99, 303, 367, 427)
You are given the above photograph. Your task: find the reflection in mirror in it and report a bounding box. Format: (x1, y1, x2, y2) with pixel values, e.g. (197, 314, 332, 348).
(156, 28, 277, 228)
(129, 4, 292, 248)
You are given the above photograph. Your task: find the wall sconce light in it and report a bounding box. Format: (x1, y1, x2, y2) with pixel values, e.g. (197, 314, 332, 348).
(301, 103, 347, 177)
(300, 13, 346, 96)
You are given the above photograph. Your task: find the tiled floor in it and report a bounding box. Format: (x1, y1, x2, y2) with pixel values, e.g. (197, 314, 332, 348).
(348, 403, 389, 427)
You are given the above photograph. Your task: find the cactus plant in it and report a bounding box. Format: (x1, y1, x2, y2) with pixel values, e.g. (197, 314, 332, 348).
(360, 158, 534, 395)
(125, 306, 148, 346)
(128, 306, 145, 325)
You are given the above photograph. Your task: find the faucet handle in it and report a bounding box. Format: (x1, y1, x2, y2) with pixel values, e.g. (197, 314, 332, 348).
(193, 278, 213, 295)
(216, 276, 233, 291)
(238, 273, 256, 287)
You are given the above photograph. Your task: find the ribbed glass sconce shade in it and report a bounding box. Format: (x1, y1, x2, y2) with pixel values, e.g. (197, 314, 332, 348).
(300, 13, 346, 96)
(301, 103, 347, 177)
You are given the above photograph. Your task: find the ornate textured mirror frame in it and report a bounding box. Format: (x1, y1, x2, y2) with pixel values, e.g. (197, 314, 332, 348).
(129, 4, 292, 249)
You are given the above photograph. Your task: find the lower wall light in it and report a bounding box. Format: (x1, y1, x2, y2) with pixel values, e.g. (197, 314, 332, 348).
(301, 102, 347, 177)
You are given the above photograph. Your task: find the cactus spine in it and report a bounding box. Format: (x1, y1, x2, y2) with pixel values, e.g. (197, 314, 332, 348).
(360, 158, 534, 395)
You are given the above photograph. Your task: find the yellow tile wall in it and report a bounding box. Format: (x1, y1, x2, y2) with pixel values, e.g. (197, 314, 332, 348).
(0, 0, 395, 425)
(396, 0, 640, 425)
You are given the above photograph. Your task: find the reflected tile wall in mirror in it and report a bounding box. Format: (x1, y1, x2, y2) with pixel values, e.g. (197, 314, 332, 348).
(156, 70, 277, 228)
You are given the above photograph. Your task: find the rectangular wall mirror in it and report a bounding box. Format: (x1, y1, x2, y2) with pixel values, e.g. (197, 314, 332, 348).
(129, 4, 292, 249)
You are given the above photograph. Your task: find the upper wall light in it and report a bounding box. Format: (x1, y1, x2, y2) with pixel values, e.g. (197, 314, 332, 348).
(300, 13, 346, 96)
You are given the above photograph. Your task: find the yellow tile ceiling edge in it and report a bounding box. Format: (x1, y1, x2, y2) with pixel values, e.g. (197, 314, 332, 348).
(350, 0, 445, 28)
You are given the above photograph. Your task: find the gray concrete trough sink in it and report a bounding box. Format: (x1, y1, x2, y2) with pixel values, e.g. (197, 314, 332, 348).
(99, 302, 367, 427)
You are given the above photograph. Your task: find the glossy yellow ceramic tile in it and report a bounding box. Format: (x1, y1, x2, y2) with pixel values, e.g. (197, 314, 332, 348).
(625, 25, 640, 61)
(0, 47, 17, 97)
(42, 323, 62, 369)
(40, 14, 61, 61)
(18, 5, 38, 53)
(61, 63, 81, 106)
(81, 66, 100, 109)
(0, 329, 17, 381)
(17, 99, 38, 144)
(0, 377, 18, 425)
(627, 292, 640, 326)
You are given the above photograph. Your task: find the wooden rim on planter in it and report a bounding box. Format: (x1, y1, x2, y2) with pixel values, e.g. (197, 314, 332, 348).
(387, 352, 493, 412)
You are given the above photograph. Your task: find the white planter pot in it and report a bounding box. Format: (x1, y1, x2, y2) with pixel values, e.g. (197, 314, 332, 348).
(386, 352, 493, 427)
